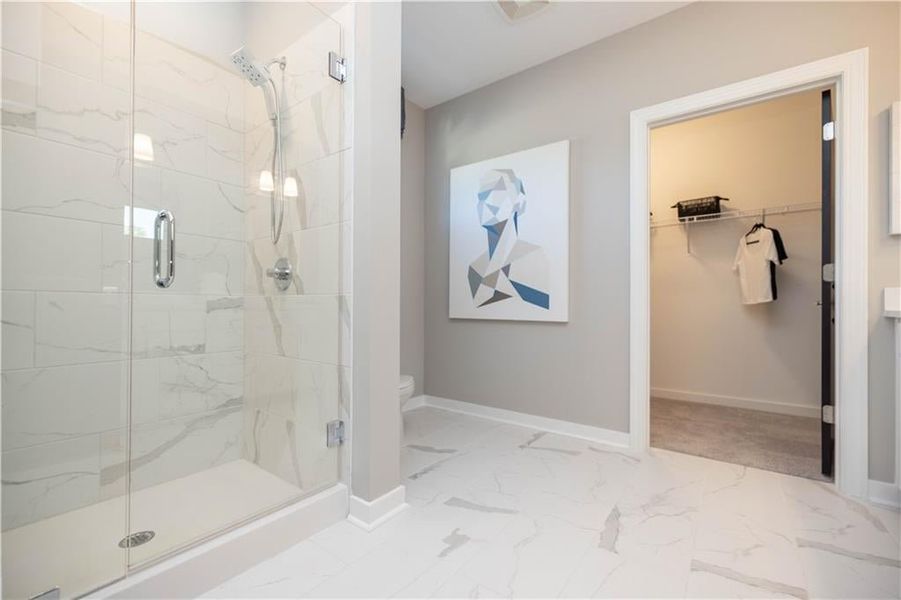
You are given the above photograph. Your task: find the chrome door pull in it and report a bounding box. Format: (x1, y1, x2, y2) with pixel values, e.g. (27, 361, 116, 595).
(153, 210, 175, 288)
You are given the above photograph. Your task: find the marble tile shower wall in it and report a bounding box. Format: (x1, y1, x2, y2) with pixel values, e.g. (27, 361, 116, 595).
(240, 4, 351, 495)
(0, 2, 246, 530)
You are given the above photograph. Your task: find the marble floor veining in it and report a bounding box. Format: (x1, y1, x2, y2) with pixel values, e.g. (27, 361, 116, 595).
(204, 407, 901, 599)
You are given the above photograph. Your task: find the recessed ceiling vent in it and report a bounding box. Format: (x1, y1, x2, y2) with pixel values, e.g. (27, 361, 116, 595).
(496, 0, 551, 23)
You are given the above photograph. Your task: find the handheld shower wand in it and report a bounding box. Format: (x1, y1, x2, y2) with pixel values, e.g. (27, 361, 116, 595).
(230, 46, 287, 244)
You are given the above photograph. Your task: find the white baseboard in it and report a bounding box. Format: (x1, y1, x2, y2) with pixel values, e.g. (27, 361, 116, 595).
(868, 479, 901, 509)
(348, 485, 408, 531)
(91, 484, 348, 599)
(404, 394, 427, 411)
(420, 395, 630, 448)
(651, 387, 820, 419)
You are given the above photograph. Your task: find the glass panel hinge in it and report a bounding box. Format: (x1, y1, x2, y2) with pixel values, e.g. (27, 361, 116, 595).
(329, 52, 347, 83)
(327, 420, 345, 447)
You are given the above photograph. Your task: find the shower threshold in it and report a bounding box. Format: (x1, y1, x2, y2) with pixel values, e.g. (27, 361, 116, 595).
(4, 460, 309, 599)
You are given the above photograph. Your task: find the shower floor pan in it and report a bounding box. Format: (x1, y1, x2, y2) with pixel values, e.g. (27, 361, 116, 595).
(4, 460, 303, 600)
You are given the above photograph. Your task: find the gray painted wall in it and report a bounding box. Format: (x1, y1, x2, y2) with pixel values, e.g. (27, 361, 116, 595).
(401, 99, 426, 394)
(422, 2, 900, 482)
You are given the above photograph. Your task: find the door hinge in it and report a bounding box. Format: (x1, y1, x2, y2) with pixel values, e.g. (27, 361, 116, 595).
(326, 420, 345, 447)
(822, 405, 835, 425)
(822, 263, 835, 283)
(329, 51, 347, 83)
(823, 121, 835, 141)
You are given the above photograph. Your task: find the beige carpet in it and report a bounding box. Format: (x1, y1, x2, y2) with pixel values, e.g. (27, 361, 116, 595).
(650, 397, 828, 481)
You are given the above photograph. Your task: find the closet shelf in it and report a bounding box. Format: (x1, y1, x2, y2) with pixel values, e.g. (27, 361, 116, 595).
(650, 201, 821, 229)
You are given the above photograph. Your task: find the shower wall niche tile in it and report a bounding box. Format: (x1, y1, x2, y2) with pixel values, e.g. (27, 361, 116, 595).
(131, 294, 243, 359)
(133, 294, 206, 358)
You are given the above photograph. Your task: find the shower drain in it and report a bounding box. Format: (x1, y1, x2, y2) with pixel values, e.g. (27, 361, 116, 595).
(118, 530, 156, 549)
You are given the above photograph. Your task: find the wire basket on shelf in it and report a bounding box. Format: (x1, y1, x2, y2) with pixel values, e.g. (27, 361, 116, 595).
(671, 196, 729, 220)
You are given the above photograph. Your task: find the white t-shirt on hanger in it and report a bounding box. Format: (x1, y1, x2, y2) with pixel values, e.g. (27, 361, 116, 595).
(732, 227, 780, 304)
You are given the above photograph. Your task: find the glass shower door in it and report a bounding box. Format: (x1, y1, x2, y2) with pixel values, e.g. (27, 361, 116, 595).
(1, 2, 132, 598)
(126, 1, 347, 567)
(1, 2, 348, 593)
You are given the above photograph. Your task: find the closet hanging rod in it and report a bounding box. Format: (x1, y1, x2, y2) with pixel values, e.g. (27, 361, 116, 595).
(650, 201, 821, 229)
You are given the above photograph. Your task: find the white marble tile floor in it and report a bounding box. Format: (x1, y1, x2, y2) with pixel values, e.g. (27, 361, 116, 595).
(205, 406, 901, 599)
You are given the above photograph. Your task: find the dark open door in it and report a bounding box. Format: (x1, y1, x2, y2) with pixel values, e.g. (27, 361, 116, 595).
(821, 89, 835, 478)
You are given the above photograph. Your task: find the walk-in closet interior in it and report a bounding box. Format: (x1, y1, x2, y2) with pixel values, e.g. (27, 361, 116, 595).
(1, 2, 349, 598)
(649, 89, 832, 481)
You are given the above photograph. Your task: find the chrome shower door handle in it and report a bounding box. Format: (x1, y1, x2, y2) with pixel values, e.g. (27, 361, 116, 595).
(153, 210, 175, 288)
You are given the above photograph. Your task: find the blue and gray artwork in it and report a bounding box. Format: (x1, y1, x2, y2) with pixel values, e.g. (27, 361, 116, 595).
(467, 169, 550, 309)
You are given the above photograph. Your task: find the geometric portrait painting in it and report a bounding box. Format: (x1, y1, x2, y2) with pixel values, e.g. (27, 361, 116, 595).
(449, 140, 569, 322)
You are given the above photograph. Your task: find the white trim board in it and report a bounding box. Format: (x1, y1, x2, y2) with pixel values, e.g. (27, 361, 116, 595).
(404, 394, 428, 411)
(630, 49, 870, 499)
(651, 388, 820, 419)
(868, 479, 901, 510)
(893, 317, 901, 494)
(347, 485, 408, 532)
(418, 395, 630, 448)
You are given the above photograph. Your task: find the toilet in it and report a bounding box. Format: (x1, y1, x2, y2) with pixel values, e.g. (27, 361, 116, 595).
(399, 375, 415, 436)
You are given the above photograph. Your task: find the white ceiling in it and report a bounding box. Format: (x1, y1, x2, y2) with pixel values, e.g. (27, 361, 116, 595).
(402, 1, 688, 109)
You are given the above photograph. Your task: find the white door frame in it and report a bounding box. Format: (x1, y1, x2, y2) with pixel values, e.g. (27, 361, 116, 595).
(629, 49, 870, 498)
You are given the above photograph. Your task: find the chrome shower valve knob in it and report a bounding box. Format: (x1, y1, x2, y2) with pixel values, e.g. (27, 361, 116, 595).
(266, 257, 293, 291)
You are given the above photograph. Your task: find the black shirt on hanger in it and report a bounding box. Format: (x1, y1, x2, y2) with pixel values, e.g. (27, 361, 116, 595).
(767, 226, 788, 300)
